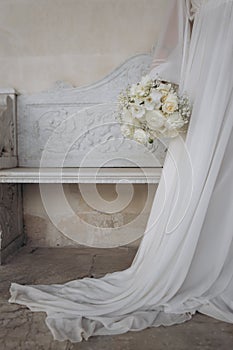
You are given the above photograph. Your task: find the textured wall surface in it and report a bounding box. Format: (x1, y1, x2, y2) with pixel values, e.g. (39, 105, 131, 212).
(0, 0, 169, 93)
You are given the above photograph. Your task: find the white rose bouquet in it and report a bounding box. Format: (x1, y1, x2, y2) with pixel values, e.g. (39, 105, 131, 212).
(117, 75, 192, 145)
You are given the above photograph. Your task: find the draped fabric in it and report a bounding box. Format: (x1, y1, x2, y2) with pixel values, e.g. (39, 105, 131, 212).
(9, 0, 233, 342)
(149, 0, 192, 88)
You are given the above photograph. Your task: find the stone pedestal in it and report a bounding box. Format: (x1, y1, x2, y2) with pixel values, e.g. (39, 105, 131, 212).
(0, 183, 24, 264)
(0, 89, 24, 264)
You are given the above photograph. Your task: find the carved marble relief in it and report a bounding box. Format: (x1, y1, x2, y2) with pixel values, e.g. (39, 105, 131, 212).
(0, 91, 17, 169)
(17, 54, 167, 168)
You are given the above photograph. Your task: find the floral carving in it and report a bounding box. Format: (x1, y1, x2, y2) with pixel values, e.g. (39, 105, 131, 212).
(17, 54, 166, 167)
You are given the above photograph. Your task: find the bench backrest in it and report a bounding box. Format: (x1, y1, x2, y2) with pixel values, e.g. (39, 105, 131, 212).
(2, 54, 167, 169)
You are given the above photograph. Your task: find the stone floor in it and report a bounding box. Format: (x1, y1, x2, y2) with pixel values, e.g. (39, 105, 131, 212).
(0, 246, 233, 350)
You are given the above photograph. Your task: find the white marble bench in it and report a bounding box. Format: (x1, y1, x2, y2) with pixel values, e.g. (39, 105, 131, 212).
(0, 54, 166, 263)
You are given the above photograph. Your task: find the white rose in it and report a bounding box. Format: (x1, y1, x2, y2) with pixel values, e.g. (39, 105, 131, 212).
(121, 124, 134, 138)
(165, 112, 185, 130)
(162, 94, 178, 114)
(136, 85, 148, 97)
(130, 84, 146, 98)
(133, 128, 148, 144)
(144, 96, 155, 111)
(148, 89, 162, 109)
(150, 89, 162, 102)
(145, 110, 165, 130)
(131, 105, 146, 119)
(130, 76, 152, 98)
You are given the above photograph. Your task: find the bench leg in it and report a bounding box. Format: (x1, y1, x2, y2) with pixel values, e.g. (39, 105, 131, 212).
(0, 183, 25, 264)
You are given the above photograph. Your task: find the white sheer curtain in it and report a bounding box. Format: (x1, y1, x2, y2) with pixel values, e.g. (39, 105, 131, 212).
(149, 0, 193, 92)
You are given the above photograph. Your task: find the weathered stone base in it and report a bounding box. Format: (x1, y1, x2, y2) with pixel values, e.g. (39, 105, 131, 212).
(23, 183, 157, 249)
(0, 184, 25, 264)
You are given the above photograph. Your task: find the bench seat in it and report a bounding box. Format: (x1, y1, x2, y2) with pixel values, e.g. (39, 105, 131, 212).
(0, 167, 162, 184)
